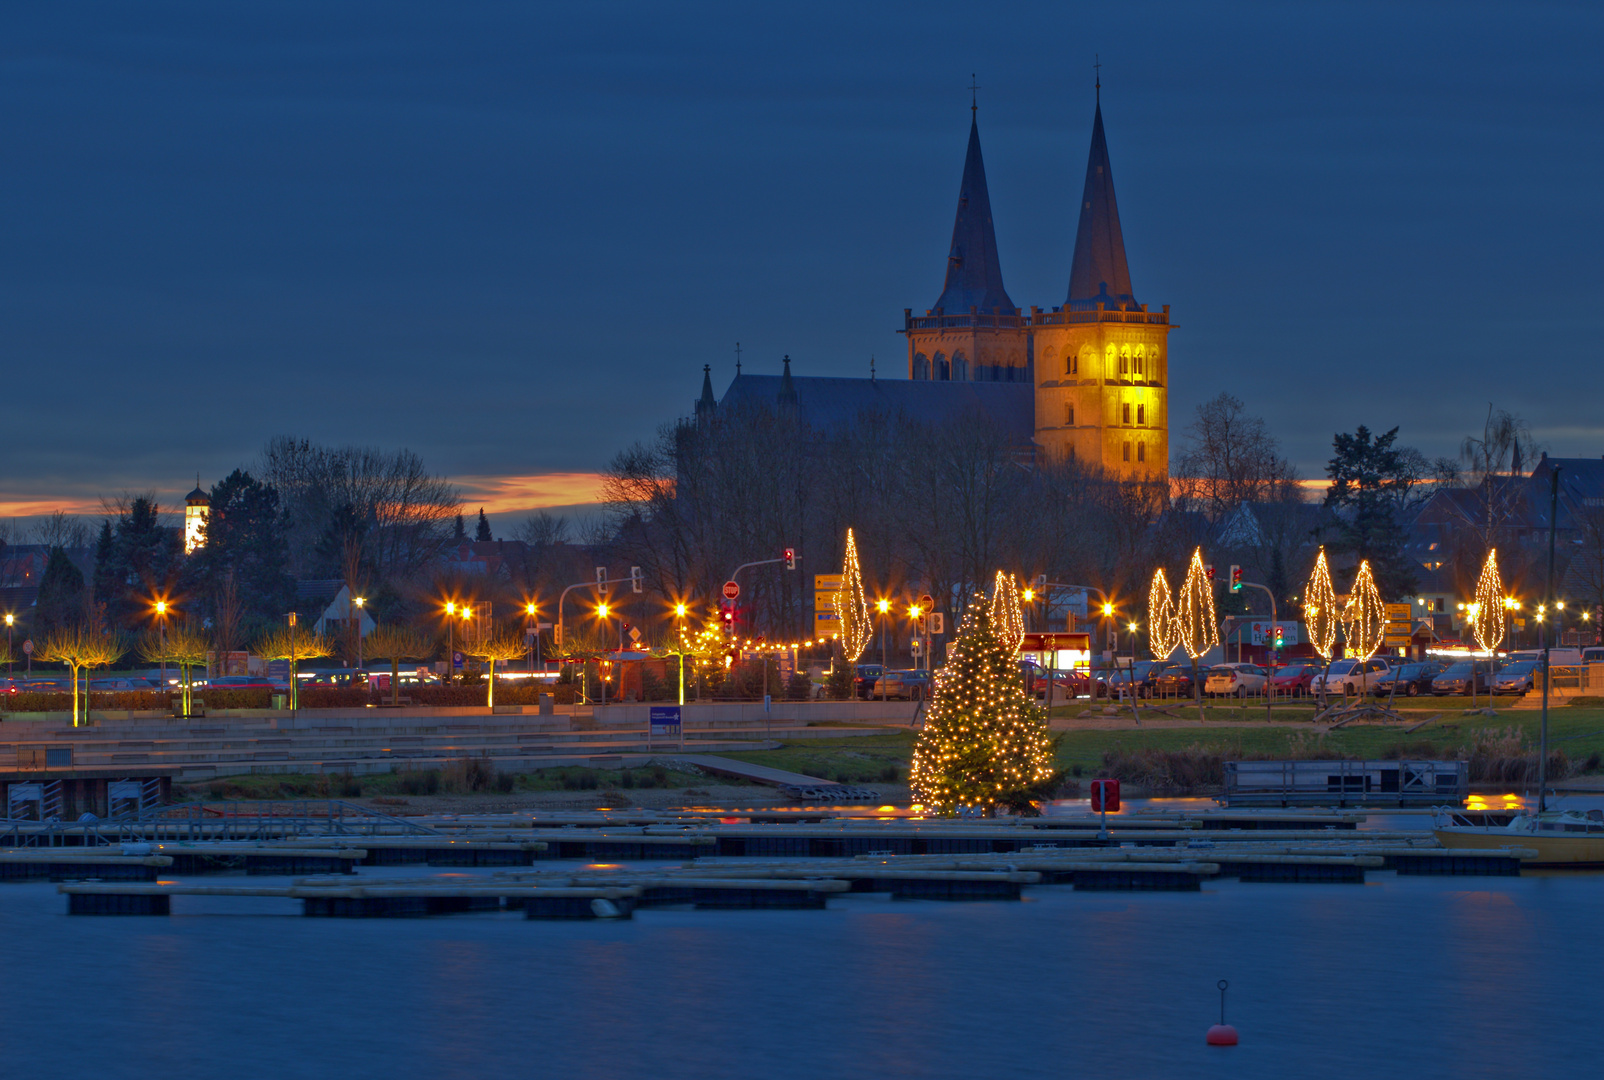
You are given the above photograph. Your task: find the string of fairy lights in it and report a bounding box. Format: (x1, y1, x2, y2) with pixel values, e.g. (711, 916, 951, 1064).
(1304, 546, 1340, 661)
(1147, 567, 1180, 660)
(909, 574, 1052, 815)
(1175, 547, 1220, 660)
(1471, 547, 1506, 654)
(834, 528, 874, 663)
(1341, 559, 1386, 662)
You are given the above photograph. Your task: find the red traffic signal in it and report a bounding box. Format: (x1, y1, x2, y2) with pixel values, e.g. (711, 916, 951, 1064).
(783, 547, 796, 570)
(1205, 564, 1216, 581)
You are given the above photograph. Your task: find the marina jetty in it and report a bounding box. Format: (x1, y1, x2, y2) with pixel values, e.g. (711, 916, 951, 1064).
(1, 798, 1539, 920)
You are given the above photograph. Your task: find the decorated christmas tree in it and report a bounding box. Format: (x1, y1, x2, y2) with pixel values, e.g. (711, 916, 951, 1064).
(909, 573, 1055, 814)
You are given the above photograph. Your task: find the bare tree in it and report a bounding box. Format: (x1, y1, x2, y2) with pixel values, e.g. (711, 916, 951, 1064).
(29, 511, 92, 550)
(1175, 393, 1299, 520)
(1460, 405, 1537, 555)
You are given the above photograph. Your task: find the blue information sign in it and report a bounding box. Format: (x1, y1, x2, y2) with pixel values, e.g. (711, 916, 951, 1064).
(649, 706, 682, 736)
(267, 660, 290, 679)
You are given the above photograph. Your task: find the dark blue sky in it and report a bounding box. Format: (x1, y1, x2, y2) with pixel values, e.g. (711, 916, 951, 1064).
(3, 2, 1600, 520)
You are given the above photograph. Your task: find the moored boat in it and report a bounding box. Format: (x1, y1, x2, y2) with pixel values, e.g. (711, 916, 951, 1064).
(1435, 809, 1604, 867)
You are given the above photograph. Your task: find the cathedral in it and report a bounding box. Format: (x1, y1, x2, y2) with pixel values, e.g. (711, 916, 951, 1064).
(702, 86, 1170, 483)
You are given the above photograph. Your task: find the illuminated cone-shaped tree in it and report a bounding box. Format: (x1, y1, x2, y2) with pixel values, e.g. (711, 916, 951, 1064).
(988, 570, 1025, 653)
(910, 584, 1055, 815)
(1176, 548, 1219, 711)
(1472, 548, 1506, 654)
(1342, 560, 1386, 663)
(1148, 567, 1180, 660)
(1304, 547, 1340, 705)
(833, 528, 873, 664)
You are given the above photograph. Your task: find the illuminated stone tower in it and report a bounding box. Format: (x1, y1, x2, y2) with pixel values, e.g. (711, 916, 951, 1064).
(1031, 91, 1172, 481)
(902, 106, 1031, 383)
(183, 480, 209, 554)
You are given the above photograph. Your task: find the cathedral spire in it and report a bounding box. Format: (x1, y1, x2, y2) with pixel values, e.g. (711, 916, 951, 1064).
(1066, 95, 1137, 309)
(695, 364, 717, 421)
(932, 110, 1016, 316)
(778, 354, 798, 407)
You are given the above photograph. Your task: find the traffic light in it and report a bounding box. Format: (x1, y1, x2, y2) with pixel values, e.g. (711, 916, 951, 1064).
(1274, 624, 1285, 646)
(630, 566, 643, 594)
(1229, 565, 1242, 593)
(1205, 564, 1216, 581)
(783, 547, 796, 570)
(595, 566, 608, 594)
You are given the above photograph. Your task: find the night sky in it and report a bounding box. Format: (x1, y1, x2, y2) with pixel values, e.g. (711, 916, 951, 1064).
(3, 2, 1600, 525)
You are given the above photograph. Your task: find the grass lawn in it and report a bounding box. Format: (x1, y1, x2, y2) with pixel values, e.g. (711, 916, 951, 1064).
(719, 707, 1604, 785)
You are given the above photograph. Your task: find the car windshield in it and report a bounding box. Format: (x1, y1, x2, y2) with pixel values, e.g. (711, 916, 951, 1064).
(1326, 660, 1357, 675)
(1500, 661, 1539, 676)
(1440, 663, 1474, 676)
(1276, 666, 1310, 677)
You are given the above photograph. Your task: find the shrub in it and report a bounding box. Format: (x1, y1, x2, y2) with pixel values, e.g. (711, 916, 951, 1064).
(395, 768, 440, 796)
(442, 756, 496, 793)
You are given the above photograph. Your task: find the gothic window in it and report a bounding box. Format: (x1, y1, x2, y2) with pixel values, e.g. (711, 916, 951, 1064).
(1149, 346, 1161, 379)
(1064, 402, 1075, 426)
(1105, 343, 1117, 377)
(934, 352, 949, 381)
(1122, 403, 1131, 425)
(1137, 441, 1146, 463)
(1068, 350, 1077, 374)
(1134, 344, 1145, 379)
(1042, 345, 1057, 373)
(952, 352, 968, 381)
(1120, 344, 1131, 376)
(1123, 441, 1131, 463)
(913, 352, 930, 380)
(1137, 404, 1146, 425)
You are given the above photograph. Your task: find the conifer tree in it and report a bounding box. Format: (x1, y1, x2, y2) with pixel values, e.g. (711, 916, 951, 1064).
(475, 508, 493, 542)
(909, 580, 1055, 814)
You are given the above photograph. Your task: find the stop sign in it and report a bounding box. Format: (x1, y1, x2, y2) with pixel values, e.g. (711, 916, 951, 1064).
(919, 594, 933, 609)
(722, 580, 740, 600)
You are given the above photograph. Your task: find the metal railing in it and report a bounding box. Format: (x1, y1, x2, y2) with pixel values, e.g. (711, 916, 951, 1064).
(0, 798, 439, 848)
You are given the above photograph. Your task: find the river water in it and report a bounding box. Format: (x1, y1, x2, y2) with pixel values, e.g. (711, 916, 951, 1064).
(6, 849, 1600, 1080)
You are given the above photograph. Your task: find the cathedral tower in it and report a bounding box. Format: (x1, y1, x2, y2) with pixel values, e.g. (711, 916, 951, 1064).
(902, 107, 1032, 383)
(1031, 92, 1172, 482)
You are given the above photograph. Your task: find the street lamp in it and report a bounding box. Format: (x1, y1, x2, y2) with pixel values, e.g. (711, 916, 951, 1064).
(153, 599, 171, 690)
(352, 596, 366, 670)
(5, 612, 14, 675)
(525, 602, 539, 673)
(444, 601, 457, 685)
(876, 599, 891, 700)
(909, 604, 924, 672)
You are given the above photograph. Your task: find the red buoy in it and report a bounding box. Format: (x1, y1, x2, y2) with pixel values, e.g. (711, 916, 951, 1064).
(1206, 980, 1238, 1045)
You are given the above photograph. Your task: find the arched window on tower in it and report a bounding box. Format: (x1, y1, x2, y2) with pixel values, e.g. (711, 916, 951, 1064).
(952, 352, 968, 381)
(1134, 344, 1146, 380)
(934, 351, 949, 381)
(1105, 343, 1117, 378)
(1137, 441, 1146, 463)
(1119, 344, 1131, 377)
(1068, 349, 1078, 375)
(913, 352, 930, 380)
(1150, 346, 1162, 381)
(1123, 440, 1131, 463)
(1122, 403, 1131, 425)
(1064, 402, 1075, 426)
(1137, 404, 1146, 426)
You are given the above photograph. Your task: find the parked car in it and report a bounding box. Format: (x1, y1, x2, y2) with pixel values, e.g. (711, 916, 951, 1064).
(89, 677, 159, 690)
(1105, 660, 1163, 699)
(1204, 663, 1268, 698)
(1583, 647, 1604, 664)
(1147, 661, 1199, 699)
(1268, 663, 1319, 697)
(0, 677, 16, 695)
(852, 664, 885, 700)
(869, 669, 931, 700)
(1310, 658, 1393, 696)
(1491, 660, 1542, 696)
(1431, 662, 1495, 695)
(204, 675, 283, 691)
(1373, 661, 1447, 698)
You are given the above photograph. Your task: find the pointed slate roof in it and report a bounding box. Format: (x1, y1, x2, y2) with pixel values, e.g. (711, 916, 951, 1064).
(932, 116, 1016, 315)
(695, 364, 717, 419)
(1066, 100, 1137, 308)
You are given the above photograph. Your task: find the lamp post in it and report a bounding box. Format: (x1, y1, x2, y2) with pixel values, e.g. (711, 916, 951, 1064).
(908, 604, 924, 672)
(154, 600, 169, 691)
(526, 602, 539, 673)
(597, 602, 611, 705)
(876, 599, 890, 700)
(5, 613, 14, 675)
(352, 595, 365, 671)
(445, 602, 457, 685)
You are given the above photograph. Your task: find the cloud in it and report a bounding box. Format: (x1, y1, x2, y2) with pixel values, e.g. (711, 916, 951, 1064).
(442, 472, 610, 515)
